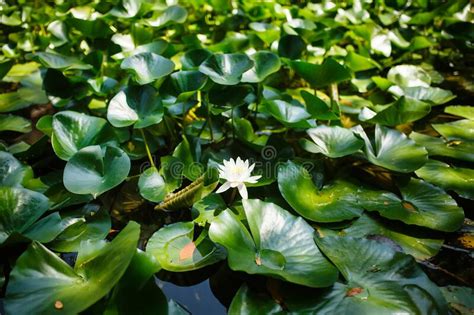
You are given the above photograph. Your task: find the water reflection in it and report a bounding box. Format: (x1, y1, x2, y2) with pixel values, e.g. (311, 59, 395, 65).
(156, 279, 226, 315)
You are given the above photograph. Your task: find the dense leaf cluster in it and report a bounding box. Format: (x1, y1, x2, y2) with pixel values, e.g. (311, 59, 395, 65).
(0, 0, 473, 314)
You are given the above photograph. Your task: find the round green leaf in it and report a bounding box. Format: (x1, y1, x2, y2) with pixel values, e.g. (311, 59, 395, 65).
(198, 53, 254, 85)
(387, 65, 431, 88)
(278, 161, 364, 222)
(390, 86, 455, 105)
(241, 51, 281, 83)
(0, 114, 31, 133)
(5, 221, 140, 315)
(290, 58, 352, 88)
(432, 119, 474, 142)
(0, 151, 26, 187)
(29, 52, 92, 71)
(209, 199, 339, 288)
(354, 124, 428, 173)
(360, 179, 464, 232)
(147, 5, 188, 28)
(121, 52, 175, 85)
(415, 160, 474, 200)
(0, 186, 49, 244)
(410, 132, 474, 162)
(306, 125, 364, 158)
(146, 222, 225, 272)
(51, 111, 117, 161)
(313, 236, 448, 314)
(180, 49, 212, 70)
(138, 167, 167, 203)
(343, 214, 443, 260)
(445, 106, 474, 120)
(170, 70, 208, 93)
(63, 145, 131, 198)
(263, 100, 312, 127)
(107, 85, 164, 128)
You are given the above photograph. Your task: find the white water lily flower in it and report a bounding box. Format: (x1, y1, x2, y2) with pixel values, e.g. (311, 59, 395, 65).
(216, 157, 261, 199)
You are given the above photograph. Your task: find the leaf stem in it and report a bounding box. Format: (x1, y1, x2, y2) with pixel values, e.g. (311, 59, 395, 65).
(140, 128, 155, 169)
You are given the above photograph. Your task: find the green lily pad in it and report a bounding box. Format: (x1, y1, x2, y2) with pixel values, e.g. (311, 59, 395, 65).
(147, 5, 188, 28)
(344, 52, 380, 72)
(48, 204, 111, 252)
(0, 187, 49, 244)
(441, 286, 474, 315)
(312, 236, 448, 314)
(278, 161, 364, 222)
(209, 199, 339, 287)
(4, 221, 139, 315)
(138, 166, 171, 203)
(180, 49, 212, 70)
(170, 70, 208, 93)
(387, 65, 431, 88)
(192, 193, 227, 227)
(290, 58, 352, 88)
(445, 106, 474, 120)
(359, 97, 431, 126)
(390, 86, 455, 105)
(146, 222, 225, 272)
(121, 52, 175, 85)
(0, 151, 27, 187)
(305, 125, 363, 158)
(262, 100, 312, 127)
(0, 114, 31, 133)
(354, 125, 428, 173)
(343, 214, 443, 260)
(29, 52, 92, 70)
(198, 53, 254, 85)
(360, 178, 464, 232)
(301, 90, 339, 120)
(241, 51, 281, 83)
(107, 85, 164, 128)
(228, 284, 287, 314)
(432, 119, 474, 142)
(63, 145, 131, 198)
(410, 132, 474, 162)
(415, 160, 474, 200)
(51, 111, 117, 161)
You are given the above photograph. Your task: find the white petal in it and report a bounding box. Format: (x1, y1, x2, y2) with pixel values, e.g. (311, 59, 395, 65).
(229, 181, 240, 188)
(248, 163, 255, 172)
(237, 183, 248, 199)
(246, 175, 261, 183)
(216, 181, 231, 194)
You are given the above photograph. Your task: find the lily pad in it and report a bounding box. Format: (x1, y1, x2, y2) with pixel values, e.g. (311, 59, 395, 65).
(262, 100, 312, 127)
(278, 161, 364, 222)
(29, 52, 92, 71)
(390, 86, 455, 105)
(301, 90, 339, 120)
(0, 151, 26, 187)
(146, 222, 225, 272)
(415, 160, 474, 200)
(138, 166, 173, 203)
(170, 70, 208, 93)
(107, 85, 164, 128)
(305, 125, 363, 158)
(241, 51, 281, 83)
(198, 53, 254, 85)
(290, 58, 352, 88)
(359, 97, 431, 126)
(63, 145, 131, 198)
(354, 125, 428, 173)
(410, 132, 474, 162)
(343, 214, 443, 260)
(387, 65, 431, 87)
(4, 221, 140, 315)
(121, 52, 175, 85)
(0, 187, 49, 244)
(432, 119, 474, 142)
(209, 199, 339, 287)
(51, 111, 117, 161)
(312, 236, 448, 314)
(445, 106, 474, 120)
(359, 178, 464, 232)
(0, 114, 31, 133)
(441, 286, 474, 315)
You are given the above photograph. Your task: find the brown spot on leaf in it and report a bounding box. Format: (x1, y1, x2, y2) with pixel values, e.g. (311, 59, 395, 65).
(346, 287, 363, 297)
(402, 201, 417, 212)
(383, 201, 389, 205)
(54, 300, 64, 310)
(179, 242, 196, 261)
(255, 256, 262, 266)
